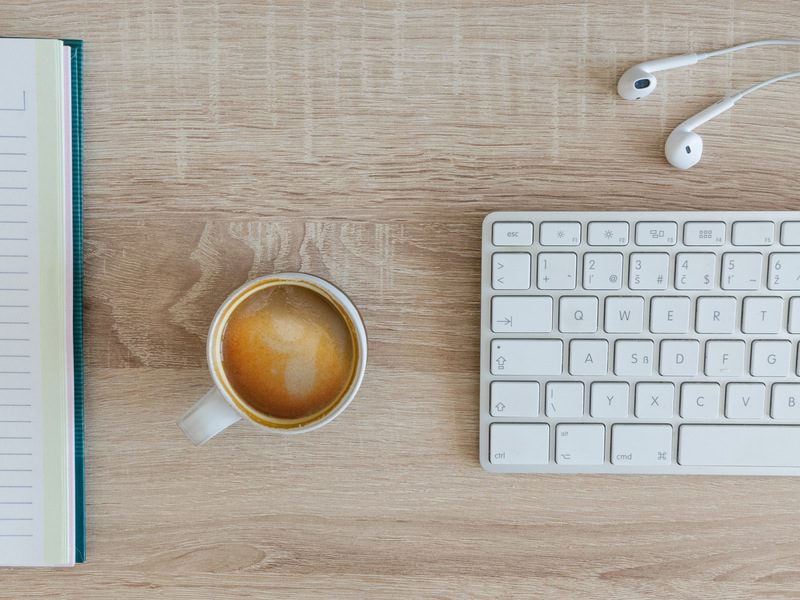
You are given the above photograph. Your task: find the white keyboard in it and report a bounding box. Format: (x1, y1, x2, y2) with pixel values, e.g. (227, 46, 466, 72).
(480, 211, 800, 475)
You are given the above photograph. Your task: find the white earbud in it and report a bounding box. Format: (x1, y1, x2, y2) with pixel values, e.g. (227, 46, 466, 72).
(618, 39, 800, 101)
(664, 97, 735, 169)
(664, 71, 800, 169)
(617, 54, 699, 100)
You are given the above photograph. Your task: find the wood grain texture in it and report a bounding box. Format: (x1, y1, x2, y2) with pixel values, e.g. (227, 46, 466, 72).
(3, 0, 800, 597)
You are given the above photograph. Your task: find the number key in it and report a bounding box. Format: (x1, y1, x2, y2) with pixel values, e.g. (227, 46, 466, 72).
(721, 252, 762, 290)
(768, 253, 800, 290)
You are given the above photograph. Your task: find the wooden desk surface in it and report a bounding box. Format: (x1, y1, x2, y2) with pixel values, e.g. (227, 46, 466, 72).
(3, 1, 800, 597)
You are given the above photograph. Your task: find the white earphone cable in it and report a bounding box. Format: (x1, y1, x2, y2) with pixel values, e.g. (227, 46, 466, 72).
(703, 39, 800, 59)
(731, 70, 800, 102)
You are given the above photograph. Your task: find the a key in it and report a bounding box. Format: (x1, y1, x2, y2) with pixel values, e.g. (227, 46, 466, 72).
(629, 253, 669, 289)
(540, 222, 581, 246)
(680, 383, 720, 419)
(555, 424, 605, 465)
(569, 339, 608, 376)
(538, 253, 577, 289)
(611, 425, 672, 466)
(675, 252, 715, 290)
(489, 424, 549, 465)
(491, 339, 562, 375)
(492, 252, 531, 290)
(704, 340, 745, 377)
(790, 298, 800, 334)
(771, 384, 800, 420)
(659, 340, 699, 376)
(696, 296, 737, 334)
(635, 221, 677, 246)
(635, 382, 674, 418)
(725, 383, 766, 418)
(684, 221, 725, 246)
(742, 297, 783, 333)
(492, 222, 533, 246)
(583, 252, 623, 290)
(768, 253, 800, 290)
(650, 296, 690, 333)
(559, 296, 598, 333)
(545, 382, 584, 417)
(721, 252, 763, 290)
(604, 296, 644, 333)
(491, 296, 553, 333)
(732, 221, 775, 246)
(587, 222, 629, 246)
(751, 340, 791, 376)
(679, 425, 800, 467)
(614, 340, 654, 376)
(780, 222, 800, 246)
(490, 382, 539, 417)
(590, 382, 629, 418)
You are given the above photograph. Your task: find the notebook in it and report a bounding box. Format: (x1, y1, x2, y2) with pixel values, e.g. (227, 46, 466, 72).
(0, 38, 84, 567)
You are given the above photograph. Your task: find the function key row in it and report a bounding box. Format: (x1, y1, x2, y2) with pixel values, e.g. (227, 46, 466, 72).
(492, 220, 800, 247)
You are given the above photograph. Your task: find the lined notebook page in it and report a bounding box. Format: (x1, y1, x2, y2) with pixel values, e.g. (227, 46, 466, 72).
(0, 38, 71, 567)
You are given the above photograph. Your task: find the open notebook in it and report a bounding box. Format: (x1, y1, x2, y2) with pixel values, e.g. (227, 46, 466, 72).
(0, 38, 84, 566)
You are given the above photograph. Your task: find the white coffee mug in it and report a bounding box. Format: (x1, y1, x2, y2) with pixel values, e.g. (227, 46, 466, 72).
(179, 273, 367, 445)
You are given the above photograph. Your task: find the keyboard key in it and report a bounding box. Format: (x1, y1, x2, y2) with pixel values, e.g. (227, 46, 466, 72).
(556, 424, 605, 465)
(704, 340, 745, 377)
(721, 252, 763, 290)
(590, 382, 629, 418)
(540, 222, 580, 246)
(741, 297, 782, 333)
(629, 252, 669, 289)
(559, 296, 598, 333)
(492, 252, 530, 290)
(493, 221, 533, 246)
(750, 340, 791, 377)
(681, 383, 721, 419)
(768, 253, 800, 290)
(537, 253, 577, 289)
(490, 423, 549, 465)
(583, 253, 623, 290)
(684, 221, 725, 246)
(491, 339, 562, 375)
(780, 222, 800, 246)
(588, 222, 629, 246)
(635, 382, 674, 418)
(491, 296, 552, 333)
(725, 383, 766, 418)
(659, 340, 699, 376)
(650, 296, 690, 333)
(696, 296, 736, 334)
(545, 382, 584, 417)
(604, 296, 644, 333)
(614, 340, 654, 376)
(678, 425, 800, 467)
(789, 298, 800, 333)
(635, 221, 677, 246)
(569, 339, 608, 376)
(611, 425, 672, 466)
(675, 252, 715, 290)
(732, 221, 774, 246)
(771, 384, 800, 420)
(490, 382, 539, 417)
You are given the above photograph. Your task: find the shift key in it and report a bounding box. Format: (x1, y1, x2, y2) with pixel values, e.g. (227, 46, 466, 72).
(491, 339, 563, 375)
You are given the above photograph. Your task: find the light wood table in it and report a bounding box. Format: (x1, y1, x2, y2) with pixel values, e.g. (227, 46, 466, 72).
(4, 1, 800, 598)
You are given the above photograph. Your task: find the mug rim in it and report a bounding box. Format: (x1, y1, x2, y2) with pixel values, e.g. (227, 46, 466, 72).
(206, 273, 367, 435)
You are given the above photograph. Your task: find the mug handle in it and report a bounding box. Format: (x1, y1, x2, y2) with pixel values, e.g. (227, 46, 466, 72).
(178, 388, 242, 445)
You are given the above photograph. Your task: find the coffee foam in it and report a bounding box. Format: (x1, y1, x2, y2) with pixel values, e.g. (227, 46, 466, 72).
(220, 283, 356, 421)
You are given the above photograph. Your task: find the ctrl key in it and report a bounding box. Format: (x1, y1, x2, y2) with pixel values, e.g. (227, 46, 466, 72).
(489, 423, 549, 465)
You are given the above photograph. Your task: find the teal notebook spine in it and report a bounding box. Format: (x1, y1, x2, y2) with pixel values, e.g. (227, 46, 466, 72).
(64, 38, 85, 564)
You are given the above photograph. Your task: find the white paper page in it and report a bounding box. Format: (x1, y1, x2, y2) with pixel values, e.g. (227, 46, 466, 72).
(0, 38, 45, 566)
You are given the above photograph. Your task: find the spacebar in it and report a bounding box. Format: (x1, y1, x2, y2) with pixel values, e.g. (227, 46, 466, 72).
(679, 425, 800, 467)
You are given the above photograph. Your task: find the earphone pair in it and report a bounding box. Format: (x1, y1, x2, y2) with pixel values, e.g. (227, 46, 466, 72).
(617, 40, 800, 169)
